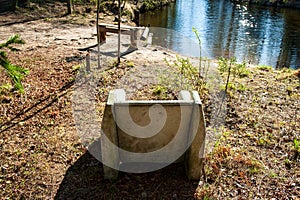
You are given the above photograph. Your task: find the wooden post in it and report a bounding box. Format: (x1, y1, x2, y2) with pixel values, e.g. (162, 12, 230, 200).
(86, 50, 91, 72)
(147, 33, 153, 46)
(99, 25, 107, 43)
(141, 27, 149, 41)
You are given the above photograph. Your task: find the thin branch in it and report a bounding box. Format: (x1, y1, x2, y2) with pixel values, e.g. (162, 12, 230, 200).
(97, 0, 101, 69)
(224, 59, 232, 95)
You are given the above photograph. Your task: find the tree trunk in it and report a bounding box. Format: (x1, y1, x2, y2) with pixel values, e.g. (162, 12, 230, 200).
(117, 0, 121, 64)
(67, 0, 72, 14)
(97, 0, 101, 69)
(17, 0, 29, 7)
(0, 0, 17, 13)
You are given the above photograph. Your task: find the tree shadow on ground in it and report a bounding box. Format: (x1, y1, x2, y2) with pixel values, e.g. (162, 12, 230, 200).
(0, 1, 70, 26)
(55, 140, 198, 199)
(0, 80, 75, 133)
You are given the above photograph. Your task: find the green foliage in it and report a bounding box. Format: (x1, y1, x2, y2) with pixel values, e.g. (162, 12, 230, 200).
(153, 56, 206, 99)
(72, 64, 81, 72)
(220, 81, 236, 91)
(269, 170, 278, 178)
(140, 0, 166, 11)
(173, 56, 198, 84)
(280, 67, 291, 73)
(294, 139, 299, 152)
(218, 57, 249, 78)
(0, 34, 25, 49)
(152, 85, 167, 96)
(125, 61, 134, 68)
(292, 139, 299, 160)
(0, 34, 28, 93)
(145, 0, 159, 9)
(237, 83, 248, 92)
(248, 165, 260, 174)
(257, 65, 273, 71)
(0, 83, 13, 95)
(169, 56, 204, 90)
(218, 57, 250, 95)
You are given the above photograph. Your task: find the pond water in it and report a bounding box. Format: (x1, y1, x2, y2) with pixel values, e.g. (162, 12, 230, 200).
(139, 0, 300, 69)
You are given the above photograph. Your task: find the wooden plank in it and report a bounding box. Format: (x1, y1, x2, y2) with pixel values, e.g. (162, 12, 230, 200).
(98, 25, 133, 36)
(99, 23, 144, 30)
(98, 23, 145, 49)
(104, 27, 132, 34)
(147, 33, 153, 46)
(86, 51, 90, 72)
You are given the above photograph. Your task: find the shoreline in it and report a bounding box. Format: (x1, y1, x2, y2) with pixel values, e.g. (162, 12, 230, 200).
(231, 0, 300, 9)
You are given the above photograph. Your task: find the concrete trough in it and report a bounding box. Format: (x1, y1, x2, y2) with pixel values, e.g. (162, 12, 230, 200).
(101, 89, 206, 180)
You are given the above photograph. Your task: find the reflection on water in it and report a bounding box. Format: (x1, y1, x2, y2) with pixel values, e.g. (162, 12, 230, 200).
(139, 0, 300, 69)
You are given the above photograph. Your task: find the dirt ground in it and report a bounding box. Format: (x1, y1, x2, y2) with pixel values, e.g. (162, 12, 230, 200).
(0, 3, 203, 199)
(0, 2, 300, 199)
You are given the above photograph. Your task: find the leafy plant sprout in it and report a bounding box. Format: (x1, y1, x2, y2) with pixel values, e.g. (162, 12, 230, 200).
(0, 34, 28, 93)
(293, 139, 299, 160)
(192, 27, 202, 76)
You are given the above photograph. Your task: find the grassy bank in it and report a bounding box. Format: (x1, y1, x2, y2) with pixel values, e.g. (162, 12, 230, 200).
(196, 66, 300, 199)
(2, 42, 299, 198)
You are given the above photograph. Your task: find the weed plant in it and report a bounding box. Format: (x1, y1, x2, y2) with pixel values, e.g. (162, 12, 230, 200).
(153, 56, 207, 99)
(217, 56, 250, 95)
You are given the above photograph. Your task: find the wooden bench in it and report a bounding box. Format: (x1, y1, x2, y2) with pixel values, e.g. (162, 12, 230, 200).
(101, 89, 206, 180)
(98, 23, 145, 48)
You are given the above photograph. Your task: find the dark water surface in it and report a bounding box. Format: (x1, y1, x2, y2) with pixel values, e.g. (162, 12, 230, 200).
(139, 0, 300, 69)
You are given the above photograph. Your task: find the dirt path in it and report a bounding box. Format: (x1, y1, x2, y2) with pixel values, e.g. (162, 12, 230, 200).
(0, 19, 97, 51)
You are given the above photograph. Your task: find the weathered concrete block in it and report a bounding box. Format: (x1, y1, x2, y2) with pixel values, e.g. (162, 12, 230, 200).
(101, 89, 206, 180)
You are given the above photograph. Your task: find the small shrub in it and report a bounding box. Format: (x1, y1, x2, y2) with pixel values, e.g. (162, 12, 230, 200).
(257, 65, 273, 71)
(220, 82, 236, 91)
(152, 56, 207, 99)
(293, 139, 300, 160)
(237, 83, 248, 92)
(125, 61, 134, 68)
(218, 57, 250, 96)
(0, 83, 13, 95)
(152, 85, 167, 95)
(294, 139, 299, 151)
(72, 64, 81, 72)
(218, 57, 249, 78)
(140, 0, 160, 12)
